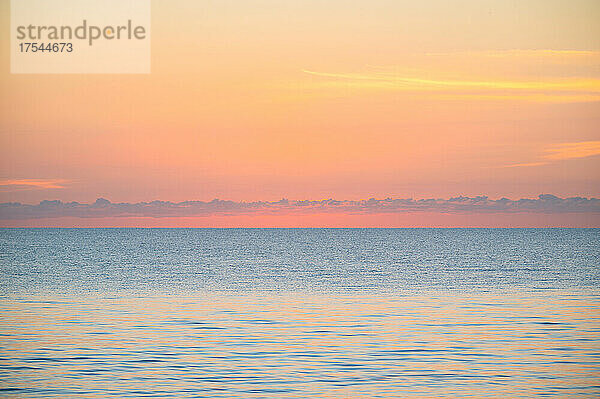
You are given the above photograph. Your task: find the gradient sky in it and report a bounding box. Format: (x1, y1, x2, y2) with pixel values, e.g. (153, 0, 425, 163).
(1, 0, 599, 226)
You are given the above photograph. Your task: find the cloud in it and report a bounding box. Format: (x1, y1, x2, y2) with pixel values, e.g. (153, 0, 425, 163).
(0, 195, 598, 220)
(302, 50, 600, 102)
(303, 70, 600, 92)
(544, 141, 600, 161)
(503, 141, 600, 168)
(0, 179, 68, 190)
(501, 162, 548, 168)
(422, 49, 600, 59)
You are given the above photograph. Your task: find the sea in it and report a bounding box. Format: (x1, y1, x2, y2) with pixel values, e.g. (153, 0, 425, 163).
(0, 228, 599, 397)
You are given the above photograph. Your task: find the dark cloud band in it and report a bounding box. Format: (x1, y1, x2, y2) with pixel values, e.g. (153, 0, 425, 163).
(1, 194, 599, 220)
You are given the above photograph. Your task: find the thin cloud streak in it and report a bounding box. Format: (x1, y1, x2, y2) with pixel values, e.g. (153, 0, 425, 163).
(303, 70, 600, 91)
(1, 195, 598, 220)
(544, 141, 600, 160)
(501, 162, 548, 168)
(422, 49, 600, 58)
(504, 141, 600, 168)
(0, 179, 68, 190)
(302, 70, 600, 97)
(302, 49, 600, 102)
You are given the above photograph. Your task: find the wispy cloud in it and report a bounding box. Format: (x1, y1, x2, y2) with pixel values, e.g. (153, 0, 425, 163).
(422, 49, 600, 59)
(0, 179, 68, 190)
(501, 162, 548, 168)
(544, 141, 600, 161)
(303, 70, 600, 92)
(504, 141, 600, 168)
(302, 49, 600, 102)
(1, 195, 598, 220)
(302, 70, 600, 102)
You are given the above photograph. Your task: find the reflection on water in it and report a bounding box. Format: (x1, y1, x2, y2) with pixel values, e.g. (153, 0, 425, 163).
(1, 293, 600, 397)
(0, 228, 599, 397)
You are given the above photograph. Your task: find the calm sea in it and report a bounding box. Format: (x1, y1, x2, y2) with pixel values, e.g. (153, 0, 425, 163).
(0, 228, 599, 397)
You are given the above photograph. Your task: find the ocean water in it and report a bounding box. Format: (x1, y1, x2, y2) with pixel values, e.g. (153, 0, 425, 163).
(0, 228, 599, 397)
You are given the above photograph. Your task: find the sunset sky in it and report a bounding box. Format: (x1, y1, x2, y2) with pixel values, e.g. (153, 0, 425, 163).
(1, 0, 599, 226)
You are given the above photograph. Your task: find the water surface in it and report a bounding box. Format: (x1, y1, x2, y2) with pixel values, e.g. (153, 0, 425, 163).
(1, 228, 599, 397)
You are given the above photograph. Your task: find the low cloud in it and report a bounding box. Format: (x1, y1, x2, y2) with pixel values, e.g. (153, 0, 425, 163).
(0, 195, 598, 220)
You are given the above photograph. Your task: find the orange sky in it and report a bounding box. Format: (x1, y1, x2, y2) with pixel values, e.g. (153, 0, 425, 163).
(1, 0, 599, 226)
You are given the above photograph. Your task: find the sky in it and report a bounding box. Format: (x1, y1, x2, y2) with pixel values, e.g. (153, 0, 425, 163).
(1, 0, 599, 226)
